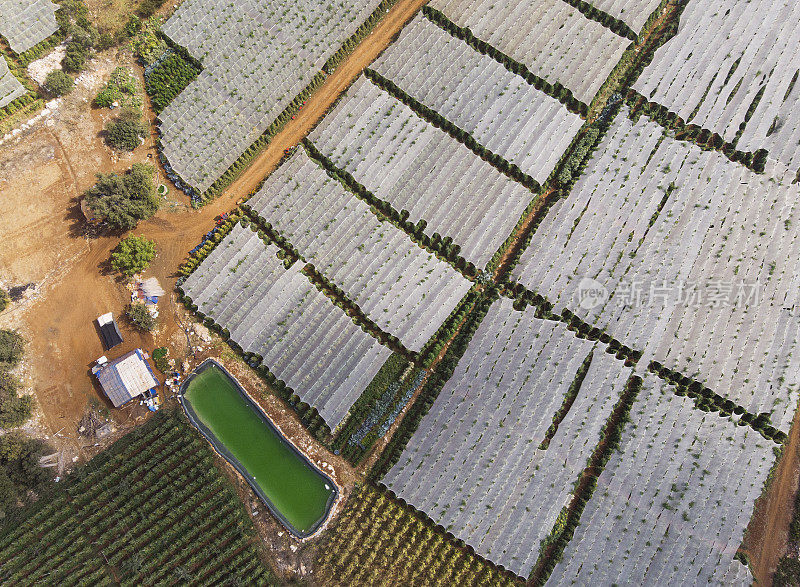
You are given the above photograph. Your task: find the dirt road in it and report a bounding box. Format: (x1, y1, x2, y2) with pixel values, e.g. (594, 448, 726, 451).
(1, 0, 428, 459)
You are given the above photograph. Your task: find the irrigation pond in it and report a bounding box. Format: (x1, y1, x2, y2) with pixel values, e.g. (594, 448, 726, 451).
(180, 359, 337, 537)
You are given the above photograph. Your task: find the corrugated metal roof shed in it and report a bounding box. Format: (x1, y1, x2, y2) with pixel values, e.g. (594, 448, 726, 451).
(96, 350, 159, 407)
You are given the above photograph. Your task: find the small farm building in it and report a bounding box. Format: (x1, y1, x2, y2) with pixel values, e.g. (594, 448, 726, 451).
(97, 313, 123, 350)
(95, 349, 159, 408)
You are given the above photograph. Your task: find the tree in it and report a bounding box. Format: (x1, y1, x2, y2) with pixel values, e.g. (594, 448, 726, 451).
(62, 40, 90, 72)
(105, 109, 147, 151)
(0, 433, 51, 490)
(127, 302, 155, 331)
(111, 235, 156, 276)
(0, 372, 32, 428)
(84, 163, 158, 230)
(42, 70, 75, 96)
(0, 288, 8, 312)
(0, 330, 24, 369)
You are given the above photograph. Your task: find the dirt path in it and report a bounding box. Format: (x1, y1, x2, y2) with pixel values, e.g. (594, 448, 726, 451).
(219, 0, 429, 202)
(747, 399, 800, 585)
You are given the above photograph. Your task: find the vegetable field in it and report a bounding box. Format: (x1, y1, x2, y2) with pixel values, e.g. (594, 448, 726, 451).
(369, 13, 584, 185)
(180, 223, 392, 428)
(548, 375, 777, 585)
(316, 484, 519, 586)
(0, 0, 59, 54)
(382, 298, 632, 576)
(308, 76, 534, 269)
(634, 0, 800, 177)
(158, 0, 387, 192)
(247, 148, 473, 352)
(512, 108, 800, 432)
(425, 0, 631, 104)
(0, 409, 276, 586)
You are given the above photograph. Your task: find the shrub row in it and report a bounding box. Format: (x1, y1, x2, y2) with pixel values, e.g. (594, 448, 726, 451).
(144, 51, 200, 114)
(648, 361, 787, 444)
(626, 90, 768, 173)
(162, 0, 400, 205)
(301, 263, 412, 360)
(363, 67, 542, 193)
(177, 211, 243, 276)
(332, 354, 409, 450)
(539, 352, 594, 450)
(239, 205, 302, 266)
(559, 0, 637, 40)
(418, 286, 482, 368)
(422, 6, 588, 117)
(369, 288, 498, 481)
(531, 375, 644, 584)
(303, 140, 479, 281)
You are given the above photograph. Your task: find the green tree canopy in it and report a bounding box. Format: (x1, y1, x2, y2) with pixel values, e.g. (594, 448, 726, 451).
(0, 372, 33, 429)
(0, 288, 9, 313)
(84, 163, 158, 230)
(43, 70, 75, 96)
(105, 108, 147, 151)
(111, 235, 156, 276)
(0, 330, 24, 369)
(127, 302, 156, 331)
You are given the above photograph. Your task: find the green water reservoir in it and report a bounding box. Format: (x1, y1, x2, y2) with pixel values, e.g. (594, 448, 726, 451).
(181, 361, 336, 536)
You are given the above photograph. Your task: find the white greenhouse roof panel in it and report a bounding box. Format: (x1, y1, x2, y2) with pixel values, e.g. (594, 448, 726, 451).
(181, 223, 392, 428)
(383, 298, 632, 576)
(0, 55, 25, 107)
(512, 108, 800, 432)
(548, 375, 776, 585)
(0, 0, 59, 54)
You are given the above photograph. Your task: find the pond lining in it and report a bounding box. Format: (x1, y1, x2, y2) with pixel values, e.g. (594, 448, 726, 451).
(179, 358, 338, 538)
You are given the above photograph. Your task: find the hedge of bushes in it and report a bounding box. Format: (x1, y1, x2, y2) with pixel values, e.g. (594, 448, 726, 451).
(363, 67, 543, 194)
(559, 0, 637, 41)
(369, 288, 498, 481)
(647, 360, 787, 444)
(422, 6, 588, 117)
(303, 140, 479, 281)
(530, 375, 643, 584)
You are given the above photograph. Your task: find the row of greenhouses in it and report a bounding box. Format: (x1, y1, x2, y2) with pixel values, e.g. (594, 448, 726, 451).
(308, 76, 534, 268)
(159, 0, 384, 191)
(0, 0, 59, 54)
(383, 298, 631, 576)
(512, 108, 800, 432)
(180, 223, 392, 427)
(426, 0, 631, 104)
(247, 148, 473, 353)
(369, 13, 584, 185)
(634, 0, 800, 178)
(548, 375, 777, 585)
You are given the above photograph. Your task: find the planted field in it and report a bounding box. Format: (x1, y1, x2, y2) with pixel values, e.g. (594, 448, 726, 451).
(158, 0, 385, 192)
(317, 484, 519, 586)
(0, 55, 24, 108)
(548, 375, 778, 585)
(382, 298, 632, 576)
(0, 0, 59, 54)
(247, 148, 473, 352)
(308, 76, 534, 268)
(0, 409, 276, 586)
(512, 108, 800, 432)
(180, 222, 392, 428)
(425, 0, 631, 105)
(369, 14, 584, 185)
(634, 0, 800, 176)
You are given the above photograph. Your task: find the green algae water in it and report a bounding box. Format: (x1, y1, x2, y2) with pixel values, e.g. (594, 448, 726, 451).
(182, 362, 336, 536)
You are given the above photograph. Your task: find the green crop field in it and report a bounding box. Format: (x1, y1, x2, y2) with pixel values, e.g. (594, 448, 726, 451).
(0, 409, 276, 586)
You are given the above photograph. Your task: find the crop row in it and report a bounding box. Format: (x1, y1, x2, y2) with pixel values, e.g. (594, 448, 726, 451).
(633, 0, 800, 179)
(0, 409, 275, 585)
(180, 222, 392, 429)
(424, 0, 630, 106)
(158, 0, 399, 199)
(317, 484, 519, 586)
(245, 146, 473, 353)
